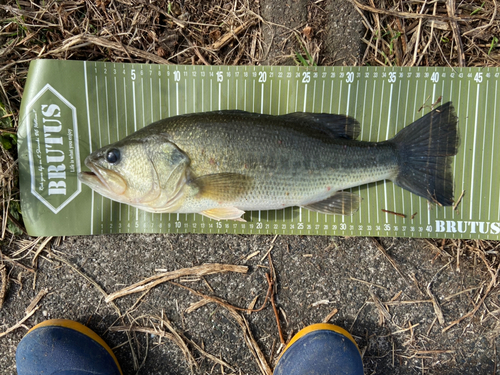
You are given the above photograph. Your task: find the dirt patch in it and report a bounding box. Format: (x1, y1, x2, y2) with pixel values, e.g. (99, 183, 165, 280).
(260, 0, 309, 65)
(323, 1, 365, 65)
(260, 0, 366, 65)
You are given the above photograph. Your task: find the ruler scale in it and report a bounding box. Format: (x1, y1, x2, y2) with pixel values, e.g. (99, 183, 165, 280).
(17, 60, 500, 239)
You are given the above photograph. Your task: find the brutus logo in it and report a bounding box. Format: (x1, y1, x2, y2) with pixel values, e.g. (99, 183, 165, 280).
(26, 84, 81, 214)
(435, 220, 500, 235)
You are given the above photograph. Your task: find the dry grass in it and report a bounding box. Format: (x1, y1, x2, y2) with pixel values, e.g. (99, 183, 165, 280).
(351, 0, 500, 67)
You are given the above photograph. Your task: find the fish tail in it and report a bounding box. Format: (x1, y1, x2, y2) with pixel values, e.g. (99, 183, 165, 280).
(391, 102, 460, 206)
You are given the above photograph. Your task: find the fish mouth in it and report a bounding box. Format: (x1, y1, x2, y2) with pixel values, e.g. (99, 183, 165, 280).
(78, 168, 102, 188)
(78, 161, 127, 197)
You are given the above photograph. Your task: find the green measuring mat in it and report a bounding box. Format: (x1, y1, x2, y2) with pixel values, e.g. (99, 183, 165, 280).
(18, 60, 500, 239)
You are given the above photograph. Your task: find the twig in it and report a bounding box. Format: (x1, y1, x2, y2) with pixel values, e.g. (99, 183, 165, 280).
(462, 0, 498, 36)
(322, 308, 339, 323)
(246, 295, 259, 314)
(32, 236, 53, 266)
(185, 298, 211, 314)
(424, 239, 453, 259)
(185, 336, 234, 371)
(443, 258, 499, 332)
(349, 276, 388, 290)
(413, 349, 455, 355)
(426, 261, 451, 325)
(349, 0, 473, 22)
(445, 0, 465, 67)
(350, 301, 367, 332)
(260, 242, 276, 262)
(0, 264, 7, 309)
(111, 325, 233, 369)
(382, 209, 406, 218)
(311, 299, 330, 307)
(368, 289, 392, 326)
(372, 238, 406, 280)
(48, 34, 174, 65)
(417, 1, 438, 65)
(51, 253, 121, 315)
(179, 30, 211, 66)
(353, 0, 374, 33)
(6, 212, 27, 235)
(427, 317, 438, 336)
(0, 252, 35, 273)
(210, 19, 259, 50)
(411, 0, 426, 66)
(171, 278, 272, 314)
(11, 237, 43, 258)
(170, 281, 272, 374)
(225, 308, 272, 375)
(442, 287, 478, 301)
(266, 252, 285, 344)
(369, 0, 381, 63)
(380, 323, 420, 336)
(366, 299, 433, 306)
(494, 342, 498, 374)
(453, 190, 465, 211)
(266, 272, 285, 345)
(25, 288, 48, 314)
(246, 251, 260, 261)
(106, 264, 248, 303)
(146, 3, 186, 28)
(0, 305, 39, 338)
(157, 315, 198, 371)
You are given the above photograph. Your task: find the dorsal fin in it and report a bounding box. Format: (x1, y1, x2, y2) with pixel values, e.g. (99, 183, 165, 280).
(280, 112, 360, 140)
(187, 110, 361, 140)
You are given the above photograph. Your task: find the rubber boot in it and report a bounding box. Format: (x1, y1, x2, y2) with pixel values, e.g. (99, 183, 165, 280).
(16, 319, 122, 375)
(274, 323, 363, 375)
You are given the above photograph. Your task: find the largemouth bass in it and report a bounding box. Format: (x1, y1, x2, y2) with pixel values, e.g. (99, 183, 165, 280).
(78, 102, 459, 221)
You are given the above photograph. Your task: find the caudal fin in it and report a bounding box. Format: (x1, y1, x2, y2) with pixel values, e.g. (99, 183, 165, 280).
(392, 102, 459, 206)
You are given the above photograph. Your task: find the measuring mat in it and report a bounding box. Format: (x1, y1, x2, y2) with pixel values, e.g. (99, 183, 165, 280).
(18, 60, 500, 239)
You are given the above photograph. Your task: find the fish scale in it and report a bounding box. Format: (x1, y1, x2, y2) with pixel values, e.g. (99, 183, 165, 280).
(79, 104, 458, 221)
(138, 111, 398, 210)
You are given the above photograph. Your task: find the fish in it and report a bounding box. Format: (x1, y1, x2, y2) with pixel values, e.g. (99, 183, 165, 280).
(78, 102, 459, 221)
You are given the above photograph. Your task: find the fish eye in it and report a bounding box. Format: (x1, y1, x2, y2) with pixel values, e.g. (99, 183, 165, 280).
(106, 148, 121, 164)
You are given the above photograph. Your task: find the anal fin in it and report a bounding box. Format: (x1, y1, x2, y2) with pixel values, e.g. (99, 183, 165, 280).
(302, 191, 361, 215)
(201, 207, 246, 222)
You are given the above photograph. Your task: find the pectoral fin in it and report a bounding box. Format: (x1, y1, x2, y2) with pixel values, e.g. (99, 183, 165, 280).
(194, 173, 252, 201)
(201, 207, 246, 222)
(302, 191, 361, 215)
